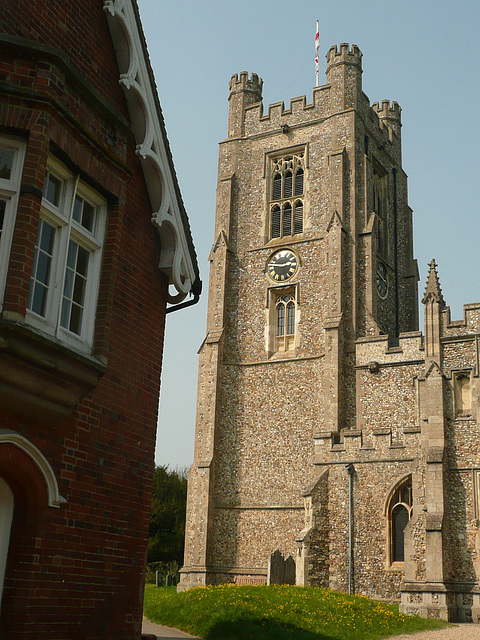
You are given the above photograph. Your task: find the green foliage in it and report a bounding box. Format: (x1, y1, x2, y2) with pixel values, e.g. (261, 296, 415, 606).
(145, 560, 180, 584)
(148, 465, 187, 564)
(144, 584, 450, 640)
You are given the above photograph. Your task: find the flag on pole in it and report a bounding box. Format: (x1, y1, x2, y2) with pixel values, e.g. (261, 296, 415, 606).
(315, 20, 320, 86)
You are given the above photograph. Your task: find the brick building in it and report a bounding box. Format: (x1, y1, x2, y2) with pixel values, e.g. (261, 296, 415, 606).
(180, 44, 480, 622)
(0, 1, 200, 638)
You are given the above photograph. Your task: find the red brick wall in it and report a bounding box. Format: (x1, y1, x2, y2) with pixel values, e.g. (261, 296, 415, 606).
(0, 2, 170, 638)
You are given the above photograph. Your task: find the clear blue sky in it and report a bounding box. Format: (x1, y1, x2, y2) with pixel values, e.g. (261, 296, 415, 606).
(137, 0, 480, 470)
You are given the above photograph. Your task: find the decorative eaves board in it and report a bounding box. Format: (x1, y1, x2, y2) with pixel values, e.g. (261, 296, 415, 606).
(103, 0, 199, 304)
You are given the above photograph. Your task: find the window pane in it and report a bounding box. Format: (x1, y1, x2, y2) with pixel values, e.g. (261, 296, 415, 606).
(39, 220, 55, 253)
(287, 301, 295, 335)
(0, 200, 6, 237)
(66, 240, 77, 269)
(277, 303, 285, 336)
(60, 297, 71, 329)
(36, 252, 51, 285)
(29, 281, 49, 316)
(82, 201, 95, 232)
(392, 504, 409, 562)
(76, 246, 89, 277)
(73, 273, 86, 305)
(0, 148, 14, 180)
(63, 265, 74, 298)
(283, 203, 292, 236)
(61, 240, 90, 336)
(69, 303, 83, 335)
(44, 172, 62, 207)
(73, 195, 83, 222)
(73, 195, 96, 233)
(28, 220, 55, 317)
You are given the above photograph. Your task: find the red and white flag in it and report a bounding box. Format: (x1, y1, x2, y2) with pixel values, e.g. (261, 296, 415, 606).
(315, 20, 320, 85)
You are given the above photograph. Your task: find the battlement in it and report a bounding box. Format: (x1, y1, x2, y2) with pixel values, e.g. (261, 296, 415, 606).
(441, 301, 480, 336)
(229, 71, 263, 100)
(372, 99, 402, 123)
(326, 43, 362, 70)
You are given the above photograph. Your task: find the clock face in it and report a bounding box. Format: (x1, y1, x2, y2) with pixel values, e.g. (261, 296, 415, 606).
(267, 249, 298, 282)
(376, 262, 388, 299)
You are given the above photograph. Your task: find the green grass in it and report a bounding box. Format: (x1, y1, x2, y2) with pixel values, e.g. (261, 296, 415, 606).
(143, 584, 451, 640)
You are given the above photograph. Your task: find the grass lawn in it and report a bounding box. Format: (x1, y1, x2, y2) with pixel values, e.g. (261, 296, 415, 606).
(143, 584, 450, 640)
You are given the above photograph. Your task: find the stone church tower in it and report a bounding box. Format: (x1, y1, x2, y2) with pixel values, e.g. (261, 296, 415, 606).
(180, 44, 480, 623)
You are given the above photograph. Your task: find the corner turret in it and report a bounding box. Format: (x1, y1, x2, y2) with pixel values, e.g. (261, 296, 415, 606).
(228, 71, 263, 138)
(325, 43, 363, 111)
(372, 100, 402, 138)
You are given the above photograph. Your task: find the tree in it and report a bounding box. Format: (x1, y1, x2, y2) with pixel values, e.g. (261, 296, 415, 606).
(147, 465, 187, 564)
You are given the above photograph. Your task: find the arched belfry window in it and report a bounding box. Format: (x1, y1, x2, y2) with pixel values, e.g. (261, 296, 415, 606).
(386, 476, 412, 564)
(269, 151, 305, 240)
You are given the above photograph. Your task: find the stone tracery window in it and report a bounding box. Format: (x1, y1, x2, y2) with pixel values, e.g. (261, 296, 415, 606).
(387, 476, 412, 564)
(267, 287, 297, 357)
(276, 294, 295, 339)
(269, 152, 304, 239)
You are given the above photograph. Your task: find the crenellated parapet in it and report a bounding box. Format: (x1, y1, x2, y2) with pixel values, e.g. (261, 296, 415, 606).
(230, 44, 403, 147)
(228, 71, 263, 101)
(228, 71, 263, 138)
(326, 43, 363, 71)
(441, 301, 480, 337)
(372, 100, 402, 138)
(372, 99, 401, 122)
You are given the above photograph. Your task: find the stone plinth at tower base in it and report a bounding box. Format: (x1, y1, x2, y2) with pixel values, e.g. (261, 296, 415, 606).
(400, 582, 480, 622)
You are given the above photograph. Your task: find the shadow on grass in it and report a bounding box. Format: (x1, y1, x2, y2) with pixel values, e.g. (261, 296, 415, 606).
(204, 618, 338, 640)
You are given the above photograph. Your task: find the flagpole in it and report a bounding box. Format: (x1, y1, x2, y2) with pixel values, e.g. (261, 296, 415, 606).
(315, 20, 320, 87)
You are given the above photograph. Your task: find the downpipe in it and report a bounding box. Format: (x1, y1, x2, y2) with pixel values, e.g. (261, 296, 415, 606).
(345, 463, 355, 595)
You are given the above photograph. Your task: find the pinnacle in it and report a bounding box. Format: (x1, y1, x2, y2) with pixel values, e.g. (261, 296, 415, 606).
(422, 258, 445, 305)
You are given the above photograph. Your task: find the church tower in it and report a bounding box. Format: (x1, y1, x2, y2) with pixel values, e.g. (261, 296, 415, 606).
(179, 44, 419, 590)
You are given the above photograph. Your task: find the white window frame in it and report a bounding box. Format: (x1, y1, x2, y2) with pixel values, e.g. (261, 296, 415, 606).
(26, 157, 106, 354)
(0, 137, 27, 310)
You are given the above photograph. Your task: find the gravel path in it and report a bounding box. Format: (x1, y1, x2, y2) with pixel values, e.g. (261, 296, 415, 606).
(391, 624, 480, 640)
(143, 617, 480, 639)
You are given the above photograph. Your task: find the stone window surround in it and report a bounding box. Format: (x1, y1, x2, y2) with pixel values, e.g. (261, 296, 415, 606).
(265, 145, 306, 243)
(451, 368, 474, 418)
(266, 283, 299, 358)
(384, 474, 413, 569)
